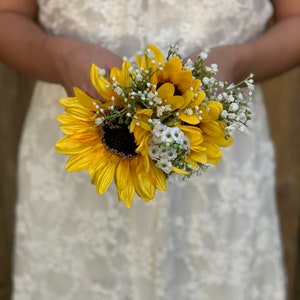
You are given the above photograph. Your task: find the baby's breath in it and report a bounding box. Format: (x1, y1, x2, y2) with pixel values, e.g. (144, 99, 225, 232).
(94, 45, 253, 177)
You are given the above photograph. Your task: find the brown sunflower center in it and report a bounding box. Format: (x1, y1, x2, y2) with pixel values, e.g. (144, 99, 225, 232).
(99, 119, 138, 159)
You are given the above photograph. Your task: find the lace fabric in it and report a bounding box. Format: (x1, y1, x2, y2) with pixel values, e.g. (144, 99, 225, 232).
(13, 1, 286, 300)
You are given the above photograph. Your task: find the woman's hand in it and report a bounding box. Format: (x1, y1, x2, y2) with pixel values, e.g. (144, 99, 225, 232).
(46, 37, 123, 97)
(187, 44, 252, 85)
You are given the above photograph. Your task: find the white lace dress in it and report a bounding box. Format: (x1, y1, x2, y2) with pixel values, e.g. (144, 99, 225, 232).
(13, 0, 286, 299)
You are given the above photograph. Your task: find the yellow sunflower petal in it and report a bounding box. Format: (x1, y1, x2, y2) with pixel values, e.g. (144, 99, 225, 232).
(57, 115, 88, 135)
(92, 155, 120, 194)
(182, 90, 194, 107)
(180, 124, 204, 145)
(65, 152, 94, 171)
(55, 136, 93, 154)
(74, 87, 98, 110)
(206, 135, 233, 147)
(110, 60, 132, 87)
(131, 157, 156, 201)
(172, 166, 190, 175)
(174, 70, 193, 92)
(64, 105, 94, 121)
(136, 45, 165, 71)
(157, 82, 175, 98)
(188, 151, 208, 164)
(201, 101, 223, 122)
(201, 121, 225, 137)
(70, 129, 99, 143)
(179, 113, 200, 125)
(147, 45, 165, 67)
(207, 157, 221, 165)
(59, 97, 78, 107)
(191, 90, 206, 107)
(163, 56, 182, 82)
(115, 159, 135, 208)
(88, 145, 110, 173)
(90, 64, 115, 101)
(201, 141, 223, 160)
(166, 96, 186, 111)
(148, 160, 167, 191)
(184, 156, 198, 169)
(190, 144, 207, 152)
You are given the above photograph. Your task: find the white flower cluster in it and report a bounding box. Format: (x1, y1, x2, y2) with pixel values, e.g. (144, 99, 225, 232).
(189, 49, 253, 134)
(93, 46, 253, 176)
(217, 74, 254, 133)
(148, 121, 190, 174)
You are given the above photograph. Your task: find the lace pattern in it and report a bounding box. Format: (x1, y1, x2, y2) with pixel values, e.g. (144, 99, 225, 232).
(37, 0, 273, 55)
(13, 1, 286, 299)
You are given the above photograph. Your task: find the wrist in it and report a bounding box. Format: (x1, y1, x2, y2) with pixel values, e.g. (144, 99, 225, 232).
(232, 43, 255, 83)
(43, 36, 80, 85)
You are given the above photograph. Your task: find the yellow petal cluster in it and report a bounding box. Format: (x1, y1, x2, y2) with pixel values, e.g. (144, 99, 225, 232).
(56, 64, 166, 208)
(56, 44, 236, 207)
(136, 45, 232, 172)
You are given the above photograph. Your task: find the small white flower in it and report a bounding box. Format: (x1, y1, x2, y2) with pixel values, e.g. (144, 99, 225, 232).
(237, 124, 247, 132)
(229, 103, 239, 112)
(162, 131, 174, 144)
(156, 104, 171, 117)
(200, 51, 208, 60)
(184, 59, 194, 71)
(156, 159, 173, 174)
(135, 73, 143, 81)
(146, 49, 154, 58)
(166, 148, 177, 160)
(98, 68, 106, 77)
(202, 77, 210, 85)
(95, 117, 103, 125)
(236, 113, 247, 123)
(114, 86, 123, 95)
(185, 107, 193, 116)
(228, 113, 236, 120)
(227, 95, 235, 103)
(182, 136, 190, 149)
(238, 92, 244, 100)
(211, 63, 218, 73)
(152, 123, 165, 137)
(221, 110, 228, 118)
(154, 97, 162, 105)
(148, 144, 161, 159)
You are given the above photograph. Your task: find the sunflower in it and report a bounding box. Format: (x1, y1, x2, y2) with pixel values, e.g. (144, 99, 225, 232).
(181, 101, 233, 168)
(56, 62, 166, 208)
(56, 44, 245, 207)
(136, 45, 206, 125)
(135, 45, 232, 173)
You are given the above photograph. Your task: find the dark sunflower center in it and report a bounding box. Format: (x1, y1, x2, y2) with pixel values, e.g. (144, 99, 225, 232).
(174, 86, 182, 96)
(99, 119, 138, 159)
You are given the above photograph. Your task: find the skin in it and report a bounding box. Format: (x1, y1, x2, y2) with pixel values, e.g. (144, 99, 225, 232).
(0, 0, 299, 97)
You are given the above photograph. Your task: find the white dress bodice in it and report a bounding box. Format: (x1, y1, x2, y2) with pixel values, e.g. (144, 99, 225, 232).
(38, 0, 273, 55)
(13, 1, 286, 300)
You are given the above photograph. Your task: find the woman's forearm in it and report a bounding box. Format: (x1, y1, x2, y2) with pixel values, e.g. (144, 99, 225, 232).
(0, 11, 123, 96)
(0, 11, 63, 83)
(236, 16, 300, 83)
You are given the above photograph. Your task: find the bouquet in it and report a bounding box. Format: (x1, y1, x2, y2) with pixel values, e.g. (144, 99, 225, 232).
(55, 45, 253, 207)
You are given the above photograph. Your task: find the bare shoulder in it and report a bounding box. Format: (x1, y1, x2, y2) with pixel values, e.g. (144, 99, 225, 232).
(0, 0, 38, 19)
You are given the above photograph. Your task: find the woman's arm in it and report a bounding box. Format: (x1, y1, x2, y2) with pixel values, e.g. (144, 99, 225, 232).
(240, 0, 300, 82)
(0, 0, 122, 96)
(189, 0, 300, 84)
